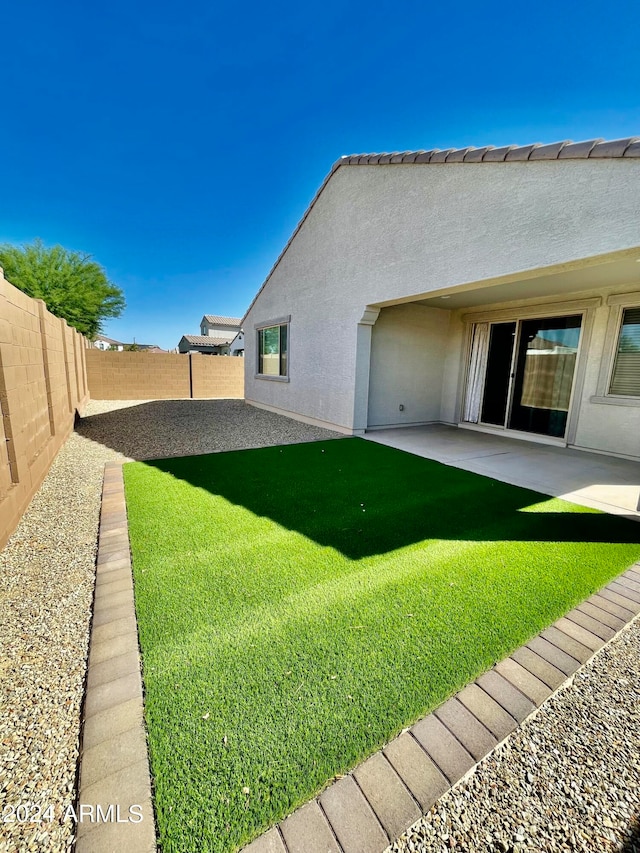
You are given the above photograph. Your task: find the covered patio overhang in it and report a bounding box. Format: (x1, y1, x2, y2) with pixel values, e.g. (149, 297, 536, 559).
(359, 247, 640, 460)
(372, 248, 640, 313)
(364, 424, 640, 519)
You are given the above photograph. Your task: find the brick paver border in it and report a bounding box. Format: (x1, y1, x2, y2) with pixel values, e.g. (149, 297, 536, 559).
(76, 462, 156, 853)
(80, 462, 640, 853)
(243, 563, 640, 853)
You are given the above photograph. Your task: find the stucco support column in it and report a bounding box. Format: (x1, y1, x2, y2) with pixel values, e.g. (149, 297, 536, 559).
(352, 306, 380, 434)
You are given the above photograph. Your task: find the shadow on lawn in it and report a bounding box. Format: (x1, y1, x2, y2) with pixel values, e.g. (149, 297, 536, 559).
(137, 437, 640, 561)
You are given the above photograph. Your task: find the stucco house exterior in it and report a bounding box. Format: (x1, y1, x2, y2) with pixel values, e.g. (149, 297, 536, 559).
(243, 137, 640, 460)
(178, 315, 242, 355)
(229, 330, 245, 356)
(94, 336, 161, 352)
(93, 336, 125, 351)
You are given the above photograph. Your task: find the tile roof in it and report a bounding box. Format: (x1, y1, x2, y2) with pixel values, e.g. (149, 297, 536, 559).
(94, 337, 159, 348)
(335, 137, 640, 167)
(203, 315, 242, 327)
(241, 137, 640, 324)
(183, 335, 233, 346)
(94, 335, 125, 345)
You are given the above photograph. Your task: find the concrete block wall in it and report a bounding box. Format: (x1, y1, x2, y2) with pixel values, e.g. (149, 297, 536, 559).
(86, 351, 190, 399)
(190, 354, 244, 399)
(86, 351, 244, 400)
(0, 269, 90, 550)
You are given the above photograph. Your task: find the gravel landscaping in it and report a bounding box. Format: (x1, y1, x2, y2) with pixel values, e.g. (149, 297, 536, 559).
(75, 398, 339, 460)
(1, 397, 638, 853)
(0, 399, 337, 853)
(387, 616, 640, 853)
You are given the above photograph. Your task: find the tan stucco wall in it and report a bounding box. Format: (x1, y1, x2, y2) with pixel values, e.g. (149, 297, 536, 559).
(368, 304, 451, 427)
(0, 270, 90, 550)
(245, 158, 640, 432)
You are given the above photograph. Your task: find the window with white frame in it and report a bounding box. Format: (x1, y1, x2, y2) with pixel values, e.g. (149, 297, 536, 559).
(609, 307, 640, 397)
(257, 322, 288, 377)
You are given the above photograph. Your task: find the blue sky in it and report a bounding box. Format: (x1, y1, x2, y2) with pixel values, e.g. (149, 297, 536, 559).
(2, 1, 639, 350)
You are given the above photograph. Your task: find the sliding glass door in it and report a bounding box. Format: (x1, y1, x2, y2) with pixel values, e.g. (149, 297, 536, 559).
(480, 322, 516, 426)
(508, 316, 581, 438)
(464, 314, 582, 439)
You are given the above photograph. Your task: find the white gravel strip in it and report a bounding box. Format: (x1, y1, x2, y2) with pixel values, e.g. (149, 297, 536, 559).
(387, 617, 640, 853)
(0, 399, 338, 852)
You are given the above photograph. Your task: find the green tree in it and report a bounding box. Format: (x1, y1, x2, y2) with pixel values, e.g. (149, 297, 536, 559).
(0, 239, 125, 338)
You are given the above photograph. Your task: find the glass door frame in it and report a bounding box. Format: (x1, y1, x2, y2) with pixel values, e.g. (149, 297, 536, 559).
(461, 305, 590, 444)
(477, 319, 519, 431)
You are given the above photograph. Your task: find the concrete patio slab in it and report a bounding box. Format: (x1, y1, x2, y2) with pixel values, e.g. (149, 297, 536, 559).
(364, 424, 640, 518)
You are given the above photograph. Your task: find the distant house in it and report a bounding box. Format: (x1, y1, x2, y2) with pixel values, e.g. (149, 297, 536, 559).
(178, 315, 243, 355)
(178, 335, 234, 355)
(93, 337, 162, 352)
(94, 336, 125, 351)
(230, 330, 245, 356)
(200, 315, 242, 337)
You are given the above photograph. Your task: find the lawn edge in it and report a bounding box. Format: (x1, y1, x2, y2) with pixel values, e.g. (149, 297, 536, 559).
(75, 461, 157, 853)
(97, 454, 640, 853)
(242, 569, 640, 853)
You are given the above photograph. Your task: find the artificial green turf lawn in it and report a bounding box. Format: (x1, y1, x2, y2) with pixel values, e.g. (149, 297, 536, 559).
(123, 437, 640, 853)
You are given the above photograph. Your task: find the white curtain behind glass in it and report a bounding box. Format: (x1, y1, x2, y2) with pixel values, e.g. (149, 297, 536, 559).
(463, 323, 489, 423)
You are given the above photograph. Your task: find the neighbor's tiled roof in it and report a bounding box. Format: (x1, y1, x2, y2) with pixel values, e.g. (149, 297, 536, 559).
(203, 315, 242, 327)
(336, 137, 640, 166)
(94, 335, 125, 345)
(183, 335, 233, 346)
(241, 137, 640, 324)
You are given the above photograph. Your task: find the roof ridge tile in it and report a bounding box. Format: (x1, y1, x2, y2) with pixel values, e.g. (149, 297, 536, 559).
(445, 147, 474, 162)
(334, 136, 640, 170)
(558, 138, 604, 158)
(589, 137, 640, 158)
(430, 149, 455, 163)
(528, 140, 572, 160)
